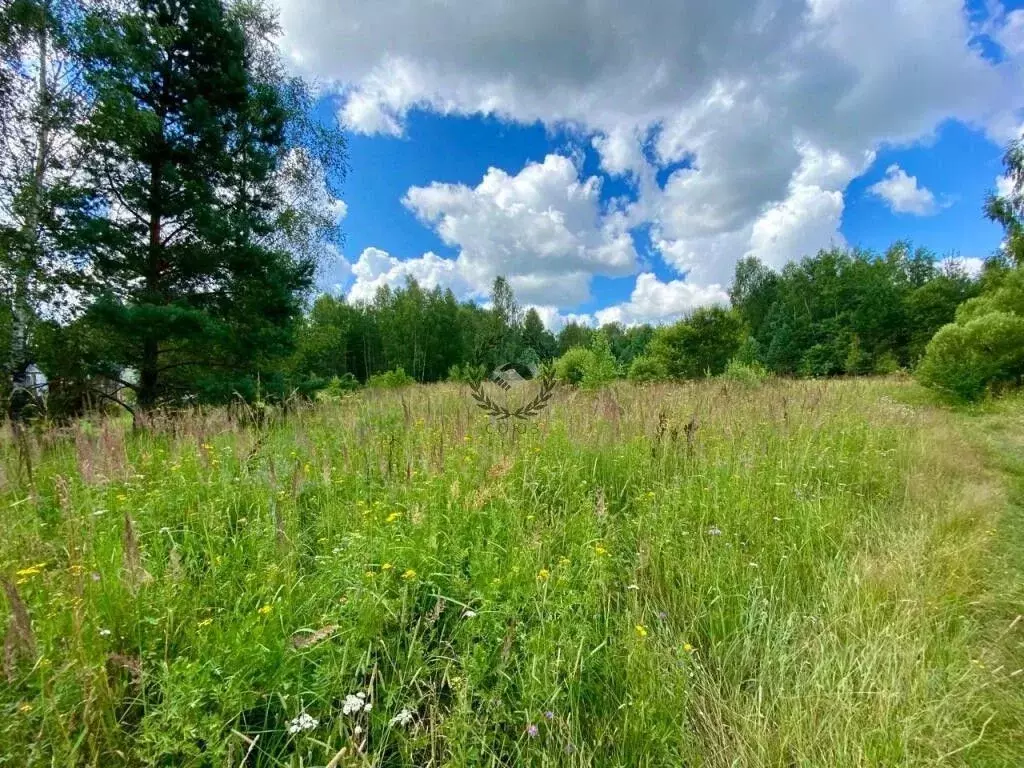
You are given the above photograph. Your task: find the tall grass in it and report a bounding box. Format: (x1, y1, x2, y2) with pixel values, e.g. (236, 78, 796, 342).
(0, 379, 1020, 766)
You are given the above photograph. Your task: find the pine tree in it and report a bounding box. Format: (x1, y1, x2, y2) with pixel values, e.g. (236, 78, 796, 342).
(64, 0, 314, 409)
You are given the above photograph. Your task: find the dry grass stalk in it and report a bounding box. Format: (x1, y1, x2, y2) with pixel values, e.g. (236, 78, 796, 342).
(290, 624, 338, 650)
(2, 577, 36, 682)
(122, 512, 152, 593)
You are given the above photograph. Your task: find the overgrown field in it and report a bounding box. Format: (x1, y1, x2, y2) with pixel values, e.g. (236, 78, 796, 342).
(1, 380, 1022, 767)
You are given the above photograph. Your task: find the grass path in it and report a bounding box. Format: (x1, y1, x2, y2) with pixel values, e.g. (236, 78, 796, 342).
(944, 395, 1024, 767)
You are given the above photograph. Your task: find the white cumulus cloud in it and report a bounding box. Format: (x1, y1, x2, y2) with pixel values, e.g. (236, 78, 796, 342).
(402, 154, 638, 305)
(346, 247, 472, 304)
(869, 165, 938, 216)
(594, 273, 729, 327)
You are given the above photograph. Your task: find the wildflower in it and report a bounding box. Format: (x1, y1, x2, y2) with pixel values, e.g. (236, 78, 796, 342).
(537, 568, 550, 582)
(197, 618, 213, 628)
(342, 692, 371, 716)
(707, 526, 722, 536)
(657, 611, 668, 621)
(15, 563, 45, 578)
(364, 570, 375, 579)
(286, 712, 319, 734)
(544, 710, 555, 720)
(558, 556, 570, 567)
(354, 724, 364, 736)
(683, 642, 695, 653)
(381, 562, 394, 572)
(99, 628, 112, 637)
(18, 703, 33, 714)
(389, 708, 414, 727)
(386, 512, 401, 523)
(526, 723, 539, 738)
(462, 609, 478, 619)
(258, 604, 273, 616)
(594, 545, 608, 557)
(635, 624, 648, 639)
(401, 569, 417, 581)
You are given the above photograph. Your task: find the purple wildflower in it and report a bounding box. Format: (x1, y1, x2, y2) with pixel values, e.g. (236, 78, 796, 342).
(657, 610, 668, 621)
(526, 723, 539, 738)
(544, 710, 554, 721)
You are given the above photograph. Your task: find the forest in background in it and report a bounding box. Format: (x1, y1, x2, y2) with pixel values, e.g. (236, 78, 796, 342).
(3, 0, 1024, 421)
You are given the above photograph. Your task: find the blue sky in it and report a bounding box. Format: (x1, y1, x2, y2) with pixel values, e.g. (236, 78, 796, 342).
(286, 0, 1024, 328)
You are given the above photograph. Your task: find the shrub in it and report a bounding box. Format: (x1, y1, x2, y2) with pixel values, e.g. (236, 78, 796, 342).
(917, 311, 1024, 400)
(873, 351, 902, 375)
(721, 359, 769, 385)
(367, 367, 415, 389)
(581, 331, 619, 388)
(554, 347, 594, 385)
(646, 307, 745, 379)
(627, 355, 668, 383)
(447, 363, 487, 384)
(321, 373, 360, 398)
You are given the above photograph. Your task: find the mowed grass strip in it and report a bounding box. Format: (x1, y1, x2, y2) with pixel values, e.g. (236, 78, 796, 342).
(0, 379, 1021, 767)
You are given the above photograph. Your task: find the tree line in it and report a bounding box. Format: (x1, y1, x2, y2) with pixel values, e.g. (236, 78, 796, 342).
(285, 241, 984, 392)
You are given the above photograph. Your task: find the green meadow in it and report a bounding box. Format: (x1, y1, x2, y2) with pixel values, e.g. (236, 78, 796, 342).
(1, 379, 1022, 767)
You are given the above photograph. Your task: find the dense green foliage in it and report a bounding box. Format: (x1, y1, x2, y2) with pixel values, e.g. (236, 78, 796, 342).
(731, 244, 979, 377)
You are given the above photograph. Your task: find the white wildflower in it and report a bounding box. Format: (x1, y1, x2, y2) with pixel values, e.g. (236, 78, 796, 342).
(287, 712, 319, 734)
(389, 708, 414, 727)
(353, 725, 364, 736)
(707, 526, 722, 536)
(462, 609, 478, 619)
(98, 628, 112, 637)
(342, 692, 371, 716)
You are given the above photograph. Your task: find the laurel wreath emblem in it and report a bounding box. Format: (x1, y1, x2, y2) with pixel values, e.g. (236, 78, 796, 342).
(469, 368, 557, 420)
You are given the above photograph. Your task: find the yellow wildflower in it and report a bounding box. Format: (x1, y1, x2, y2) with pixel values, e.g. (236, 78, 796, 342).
(401, 569, 417, 581)
(381, 562, 394, 571)
(537, 568, 550, 582)
(258, 604, 273, 616)
(15, 563, 45, 578)
(386, 512, 401, 523)
(364, 570, 376, 579)
(594, 545, 608, 557)
(683, 643, 695, 654)
(18, 703, 33, 714)
(635, 624, 648, 639)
